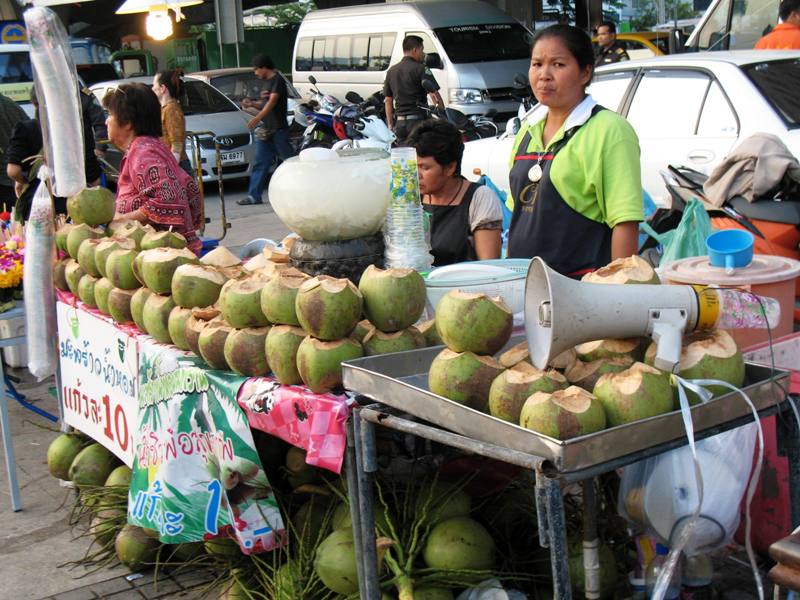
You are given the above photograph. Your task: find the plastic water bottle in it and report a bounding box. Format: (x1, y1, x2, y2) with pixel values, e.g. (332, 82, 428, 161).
(695, 286, 780, 331)
(646, 544, 681, 600)
(383, 147, 433, 272)
(680, 554, 713, 600)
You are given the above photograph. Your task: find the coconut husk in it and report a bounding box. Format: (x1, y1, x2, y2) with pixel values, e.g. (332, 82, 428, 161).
(200, 246, 241, 268)
(582, 255, 659, 285)
(498, 341, 530, 368)
(263, 247, 290, 264)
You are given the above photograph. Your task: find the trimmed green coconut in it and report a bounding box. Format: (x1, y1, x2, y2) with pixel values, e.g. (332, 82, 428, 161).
(130, 287, 153, 331)
(115, 525, 160, 570)
(142, 294, 176, 343)
(171, 263, 226, 308)
(47, 433, 86, 480)
(260, 267, 309, 326)
(67, 186, 116, 226)
(351, 319, 376, 344)
(106, 248, 141, 290)
(295, 276, 363, 341)
(66, 223, 104, 259)
(77, 274, 99, 308)
(68, 443, 117, 489)
(435, 291, 512, 355)
(417, 318, 444, 347)
(296, 336, 364, 394)
(108, 288, 136, 324)
(219, 277, 270, 328)
(422, 516, 496, 571)
(575, 338, 647, 363)
(114, 221, 155, 250)
(140, 230, 187, 250)
(498, 341, 531, 369)
(55, 223, 75, 254)
(565, 356, 634, 391)
(184, 314, 212, 357)
(76, 237, 105, 277)
(224, 327, 271, 376)
(167, 306, 193, 350)
(358, 264, 427, 332)
(582, 255, 660, 285)
(428, 348, 505, 411)
(139, 247, 197, 294)
(64, 259, 86, 296)
(362, 327, 425, 356)
(519, 386, 607, 439)
(593, 362, 674, 426)
(198, 320, 234, 370)
(94, 277, 114, 315)
(550, 348, 578, 371)
(265, 325, 306, 385)
(94, 237, 136, 279)
(54, 259, 70, 291)
(488, 362, 567, 423)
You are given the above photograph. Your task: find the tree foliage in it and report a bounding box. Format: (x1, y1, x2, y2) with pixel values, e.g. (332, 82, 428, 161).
(631, 0, 698, 30)
(253, 0, 317, 28)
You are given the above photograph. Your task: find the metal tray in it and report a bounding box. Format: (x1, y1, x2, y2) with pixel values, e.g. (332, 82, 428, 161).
(342, 345, 789, 473)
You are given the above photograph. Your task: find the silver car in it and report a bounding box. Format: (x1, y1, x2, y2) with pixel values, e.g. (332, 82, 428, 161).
(90, 75, 255, 183)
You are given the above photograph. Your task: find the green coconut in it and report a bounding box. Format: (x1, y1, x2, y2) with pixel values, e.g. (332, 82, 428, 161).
(575, 338, 647, 363)
(417, 481, 472, 526)
(314, 528, 359, 595)
(106, 219, 135, 237)
(108, 288, 136, 324)
(106, 248, 141, 290)
(130, 287, 153, 331)
(417, 318, 444, 347)
(351, 319, 376, 344)
(53, 259, 70, 291)
(68, 442, 117, 489)
(219, 277, 270, 328)
(76, 237, 105, 277)
(265, 325, 306, 385)
(435, 291, 512, 355)
(593, 362, 674, 426)
(198, 320, 234, 370)
(105, 465, 132, 487)
(422, 516, 496, 571)
(550, 348, 578, 371)
(55, 223, 75, 254)
(94, 237, 136, 278)
(260, 267, 310, 326)
(358, 265, 427, 332)
(645, 329, 745, 400)
(362, 327, 425, 356)
(171, 263, 227, 308)
(140, 247, 197, 294)
(115, 221, 155, 250)
(90, 507, 125, 546)
(167, 306, 193, 350)
(77, 274, 99, 308)
(416, 588, 455, 600)
(568, 540, 619, 598)
(488, 362, 567, 423)
(204, 536, 240, 556)
(184, 314, 213, 356)
(64, 260, 86, 296)
(428, 348, 505, 411)
(140, 230, 187, 250)
(224, 327, 271, 376)
(142, 293, 176, 344)
(582, 255, 660, 285)
(296, 336, 364, 394)
(519, 386, 607, 439)
(295, 276, 363, 341)
(47, 433, 86, 480)
(565, 356, 634, 391)
(94, 277, 114, 315)
(66, 223, 104, 259)
(498, 341, 531, 369)
(115, 525, 160, 571)
(67, 186, 115, 226)
(132, 251, 145, 286)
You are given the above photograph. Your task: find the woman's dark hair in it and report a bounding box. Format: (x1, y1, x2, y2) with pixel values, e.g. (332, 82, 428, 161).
(531, 24, 595, 73)
(156, 68, 184, 99)
(102, 82, 162, 138)
(406, 119, 464, 173)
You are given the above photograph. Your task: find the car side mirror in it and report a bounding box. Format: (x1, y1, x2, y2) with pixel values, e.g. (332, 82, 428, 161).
(345, 91, 363, 104)
(506, 117, 521, 136)
(425, 52, 444, 70)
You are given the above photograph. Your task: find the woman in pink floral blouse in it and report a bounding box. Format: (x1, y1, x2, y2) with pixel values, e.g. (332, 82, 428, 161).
(102, 83, 202, 255)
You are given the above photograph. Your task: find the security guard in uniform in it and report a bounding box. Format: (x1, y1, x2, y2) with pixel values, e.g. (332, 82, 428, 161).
(594, 21, 629, 67)
(383, 35, 444, 144)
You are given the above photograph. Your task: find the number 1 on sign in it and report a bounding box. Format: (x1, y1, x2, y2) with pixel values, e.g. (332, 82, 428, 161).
(205, 479, 222, 535)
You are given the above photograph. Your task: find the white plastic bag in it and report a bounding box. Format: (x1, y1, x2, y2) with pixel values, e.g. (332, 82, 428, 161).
(24, 6, 85, 198)
(455, 579, 528, 600)
(23, 174, 57, 380)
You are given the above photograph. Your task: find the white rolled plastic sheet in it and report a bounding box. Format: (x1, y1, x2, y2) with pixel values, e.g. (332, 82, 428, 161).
(24, 171, 57, 380)
(24, 6, 85, 198)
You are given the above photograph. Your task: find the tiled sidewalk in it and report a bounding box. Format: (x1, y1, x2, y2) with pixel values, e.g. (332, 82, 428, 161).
(41, 568, 216, 600)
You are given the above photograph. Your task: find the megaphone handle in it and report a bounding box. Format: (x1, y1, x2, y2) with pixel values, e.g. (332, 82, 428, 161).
(650, 316, 685, 373)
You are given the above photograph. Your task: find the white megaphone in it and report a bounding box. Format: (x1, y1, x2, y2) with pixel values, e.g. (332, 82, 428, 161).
(525, 257, 702, 372)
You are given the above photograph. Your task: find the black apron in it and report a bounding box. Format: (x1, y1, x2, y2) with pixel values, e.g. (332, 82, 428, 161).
(423, 180, 480, 267)
(507, 105, 611, 278)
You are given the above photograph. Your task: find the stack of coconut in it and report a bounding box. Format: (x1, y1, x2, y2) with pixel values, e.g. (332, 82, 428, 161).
(428, 255, 747, 441)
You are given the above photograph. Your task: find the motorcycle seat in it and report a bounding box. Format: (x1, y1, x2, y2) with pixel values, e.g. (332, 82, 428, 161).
(727, 195, 800, 226)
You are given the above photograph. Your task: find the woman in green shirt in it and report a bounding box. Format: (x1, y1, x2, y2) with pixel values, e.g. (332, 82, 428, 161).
(507, 24, 643, 277)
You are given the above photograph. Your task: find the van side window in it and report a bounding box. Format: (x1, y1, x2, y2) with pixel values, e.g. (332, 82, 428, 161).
(333, 36, 351, 70)
(368, 33, 396, 71)
(352, 36, 369, 71)
(311, 38, 327, 71)
(296, 38, 312, 71)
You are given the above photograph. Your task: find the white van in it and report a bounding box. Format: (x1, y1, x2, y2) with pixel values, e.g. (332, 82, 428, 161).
(292, 0, 532, 120)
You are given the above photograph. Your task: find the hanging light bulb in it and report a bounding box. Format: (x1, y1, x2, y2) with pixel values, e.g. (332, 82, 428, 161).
(145, 8, 172, 41)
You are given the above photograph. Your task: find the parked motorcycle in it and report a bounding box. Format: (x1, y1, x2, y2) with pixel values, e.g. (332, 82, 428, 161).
(295, 75, 342, 151)
(330, 91, 396, 151)
(419, 79, 498, 141)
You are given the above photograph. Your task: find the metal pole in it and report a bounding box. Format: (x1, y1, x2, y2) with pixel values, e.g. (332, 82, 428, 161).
(583, 479, 601, 600)
(353, 410, 381, 599)
(345, 418, 368, 600)
(543, 474, 572, 599)
(778, 398, 800, 529)
(0, 355, 21, 511)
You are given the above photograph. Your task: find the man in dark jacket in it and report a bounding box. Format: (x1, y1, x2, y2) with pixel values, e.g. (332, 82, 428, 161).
(595, 21, 630, 67)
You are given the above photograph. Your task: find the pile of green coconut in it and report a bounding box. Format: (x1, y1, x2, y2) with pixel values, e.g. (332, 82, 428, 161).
(426, 255, 746, 440)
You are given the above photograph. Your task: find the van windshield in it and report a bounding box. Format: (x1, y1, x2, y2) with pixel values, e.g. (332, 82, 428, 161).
(434, 23, 531, 63)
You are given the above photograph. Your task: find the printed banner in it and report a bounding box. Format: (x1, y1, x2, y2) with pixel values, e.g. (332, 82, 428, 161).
(129, 338, 284, 553)
(238, 378, 352, 473)
(57, 301, 138, 466)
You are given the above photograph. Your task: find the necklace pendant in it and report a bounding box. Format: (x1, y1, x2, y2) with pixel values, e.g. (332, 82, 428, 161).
(528, 164, 543, 183)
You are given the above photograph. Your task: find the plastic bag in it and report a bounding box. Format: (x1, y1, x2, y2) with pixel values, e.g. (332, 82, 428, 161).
(618, 423, 756, 556)
(24, 6, 85, 198)
(23, 174, 58, 380)
(456, 579, 527, 600)
(639, 199, 713, 266)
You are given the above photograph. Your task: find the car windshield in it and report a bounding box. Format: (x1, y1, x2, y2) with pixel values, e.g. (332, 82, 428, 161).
(434, 23, 531, 63)
(183, 80, 237, 115)
(0, 51, 33, 83)
(742, 59, 800, 129)
(210, 72, 300, 101)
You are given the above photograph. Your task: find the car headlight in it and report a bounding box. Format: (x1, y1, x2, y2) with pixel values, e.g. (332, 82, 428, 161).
(449, 88, 484, 104)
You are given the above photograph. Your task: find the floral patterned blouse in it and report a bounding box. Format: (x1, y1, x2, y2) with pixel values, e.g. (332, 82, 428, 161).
(116, 136, 202, 255)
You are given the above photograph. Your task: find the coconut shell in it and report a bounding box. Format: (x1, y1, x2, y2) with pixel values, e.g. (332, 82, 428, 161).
(140, 230, 187, 250)
(593, 362, 674, 426)
(435, 291, 512, 355)
(200, 246, 241, 268)
(139, 247, 197, 294)
(498, 341, 530, 369)
(488, 362, 567, 422)
(582, 255, 660, 285)
(76, 237, 105, 277)
(428, 348, 505, 412)
(106, 248, 141, 290)
(519, 386, 607, 439)
(54, 259, 70, 291)
(575, 338, 647, 363)
(565, 356, 634, 391)
(185, 315, 211, 356)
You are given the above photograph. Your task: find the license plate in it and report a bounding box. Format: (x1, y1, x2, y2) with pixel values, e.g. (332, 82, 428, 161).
(220, 151, 245, 165)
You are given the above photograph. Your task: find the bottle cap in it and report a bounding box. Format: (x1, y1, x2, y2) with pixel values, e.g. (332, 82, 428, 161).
(655, 543, 669, 555)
